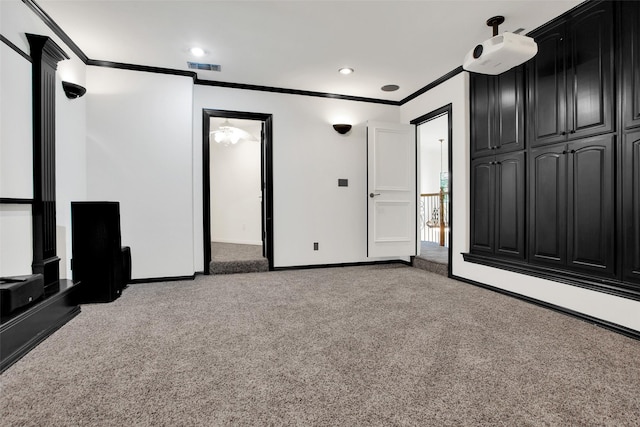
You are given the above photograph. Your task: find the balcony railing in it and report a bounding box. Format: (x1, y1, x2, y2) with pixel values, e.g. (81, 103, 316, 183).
(420, 190, 449, 247)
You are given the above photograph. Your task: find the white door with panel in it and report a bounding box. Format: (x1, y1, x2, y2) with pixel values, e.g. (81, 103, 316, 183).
(367, 121, 416, 258)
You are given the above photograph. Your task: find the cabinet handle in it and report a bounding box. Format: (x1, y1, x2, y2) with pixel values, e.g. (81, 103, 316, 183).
(570, 149, 576, 154)
(562, 150, 567, 155)
(561, 131, 567, 136)
(495, 161, 501, 165)
(570, 130, 576, 134)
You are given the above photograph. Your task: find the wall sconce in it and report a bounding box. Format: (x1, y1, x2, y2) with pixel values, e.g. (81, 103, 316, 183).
(333, 124, 352, 135)
(62, 81, 86, 99)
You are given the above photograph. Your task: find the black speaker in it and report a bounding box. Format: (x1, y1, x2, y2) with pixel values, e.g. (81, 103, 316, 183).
(71, 202, 125, 303)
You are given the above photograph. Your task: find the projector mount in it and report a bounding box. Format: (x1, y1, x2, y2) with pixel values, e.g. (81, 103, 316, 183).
(486, 16, 505, 37)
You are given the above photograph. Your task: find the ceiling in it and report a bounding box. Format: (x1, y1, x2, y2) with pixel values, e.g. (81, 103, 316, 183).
(37, 0, 582, 101)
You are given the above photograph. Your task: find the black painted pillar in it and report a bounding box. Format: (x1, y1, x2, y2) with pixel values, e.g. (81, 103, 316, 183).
(27, 34, 69, 291)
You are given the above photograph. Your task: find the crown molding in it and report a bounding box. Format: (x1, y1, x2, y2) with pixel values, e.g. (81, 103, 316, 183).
(22, 0, 88, 63)
(0, 34, 32, 62)
(195, 79, 400, 105)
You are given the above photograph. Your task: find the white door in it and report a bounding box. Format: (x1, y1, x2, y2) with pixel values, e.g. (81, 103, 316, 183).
(367, 121, 416, 258)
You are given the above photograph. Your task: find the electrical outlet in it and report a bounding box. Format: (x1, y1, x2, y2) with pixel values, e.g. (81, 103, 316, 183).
(314, 242, 319, 251)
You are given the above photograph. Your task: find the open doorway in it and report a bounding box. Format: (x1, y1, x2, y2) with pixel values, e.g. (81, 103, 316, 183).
(411, 104, 452, 276)
(202, 109, 273, 274)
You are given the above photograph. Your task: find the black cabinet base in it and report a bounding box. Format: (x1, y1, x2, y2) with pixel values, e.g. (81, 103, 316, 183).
(0, 279, 81, 373)
(462, 252, 640, 302)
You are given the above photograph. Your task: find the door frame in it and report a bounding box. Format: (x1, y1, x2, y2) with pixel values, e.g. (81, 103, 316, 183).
(410, 103, 453, 276)
(202, 108, 274, 273)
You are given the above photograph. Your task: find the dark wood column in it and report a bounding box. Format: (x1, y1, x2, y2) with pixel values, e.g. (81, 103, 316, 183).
(26, 34, 69, 291)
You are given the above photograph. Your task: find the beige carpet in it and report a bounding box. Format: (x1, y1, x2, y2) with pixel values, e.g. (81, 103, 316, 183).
(1, 265, 639, 426)
(210, 242, 269, 274)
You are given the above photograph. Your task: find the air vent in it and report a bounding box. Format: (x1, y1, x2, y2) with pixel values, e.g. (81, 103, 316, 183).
(187, 62, 221, 71)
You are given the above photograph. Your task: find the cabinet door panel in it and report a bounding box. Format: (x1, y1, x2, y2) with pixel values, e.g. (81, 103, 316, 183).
(566, 135, 614, 276)
(621, 1, 640, 131)
(623, 130, 640, 285)
(567, 1, 614, 139)
(471, 74, 494, 158)
(529, 145, 566, 265)
(529, 22, 566, 147)
(470, 158, 494, 253)
(496, 67, 525, 154)
(495, 152, 525, 259)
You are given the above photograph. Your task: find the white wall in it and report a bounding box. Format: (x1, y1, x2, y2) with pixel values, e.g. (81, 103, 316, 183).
(210, 131, 262, 245)
(418, 114, 449, 194)
(86, 67, 194, 279)
(1, 0, 87, 279)
(0, 42, 33, 277)
(0, 206, 33, 276)
(194, 86, 400, 269)
(56, 55, 87, 280)
(400, 72, 640, 333)
(0, 43, 33, 199)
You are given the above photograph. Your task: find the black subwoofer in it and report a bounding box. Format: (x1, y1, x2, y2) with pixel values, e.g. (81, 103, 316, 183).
(71, 202, 129, 303)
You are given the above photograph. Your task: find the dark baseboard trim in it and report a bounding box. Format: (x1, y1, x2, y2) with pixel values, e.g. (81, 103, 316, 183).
(450, 274, 640, 341)
(129, 274, 196, 284)
(400, 66, 464, 105)
(273, 259, 411, 272)
(1, 280, 81, 373)
(21, 0, 88, 63)
(195, 78, 399, 105)
(462, 252, 640, 302)
(0, 34, 31, 62)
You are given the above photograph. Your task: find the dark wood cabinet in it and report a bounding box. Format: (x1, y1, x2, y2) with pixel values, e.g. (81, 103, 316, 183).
(620, 1, 640, 287)
(529, 144, 566, 266)
(566, 136, 615, 276)
(467, 0, 640, 300)
(470, 66, 525, 158)
(621, 1, 640, 131)
(529, 135, 614, 276)
(471, 152, 525, 260)
(494, 152, 526, 259)
(623, 130, 640, 285)
(528, 21, 566, 146)
(528, 1, 614, 147)
(471, 157, 493, 253)
(470, 74, 494, 158)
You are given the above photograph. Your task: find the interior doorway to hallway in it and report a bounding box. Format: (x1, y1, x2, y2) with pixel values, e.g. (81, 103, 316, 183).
(411, 104, 452, 276)
(202, 109, 273, 274)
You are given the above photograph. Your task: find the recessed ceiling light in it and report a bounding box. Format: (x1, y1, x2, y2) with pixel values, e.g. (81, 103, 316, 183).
(381, 84, 400, 92)
(190, 47, 205, 57)
(339, 67, 354, 75)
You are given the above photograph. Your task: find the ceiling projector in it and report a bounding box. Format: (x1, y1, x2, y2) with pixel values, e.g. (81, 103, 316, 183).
(463, 16, 538, 75)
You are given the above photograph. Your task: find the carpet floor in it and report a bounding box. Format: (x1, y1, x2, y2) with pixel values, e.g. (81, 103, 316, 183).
(1, 265, 639, 426)
(210, 242, 269, 274)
